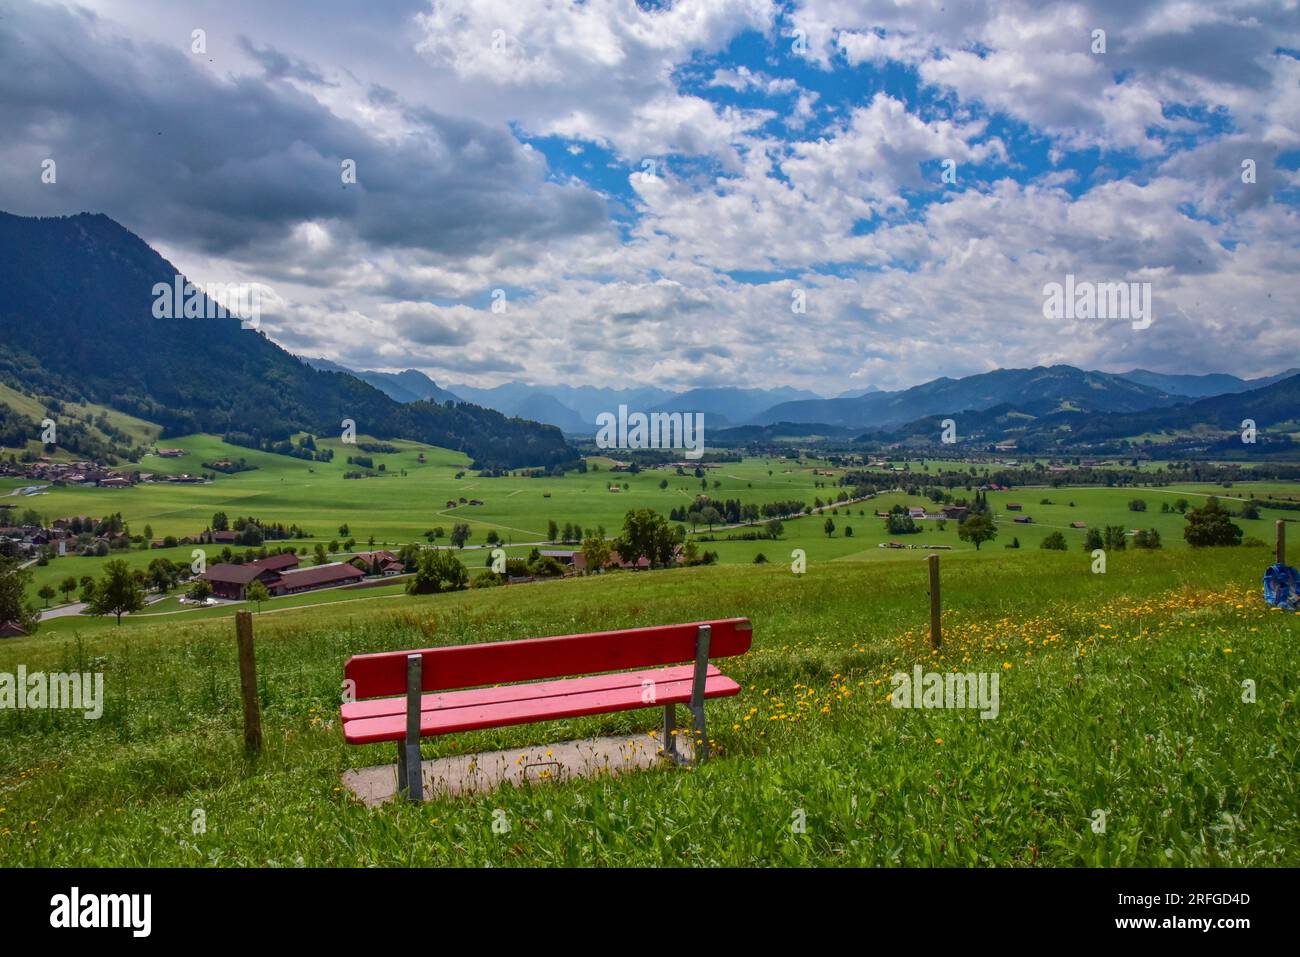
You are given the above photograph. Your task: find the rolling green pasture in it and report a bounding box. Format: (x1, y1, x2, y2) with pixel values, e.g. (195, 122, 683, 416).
(9, 433, 1300, 620)
(0, 381, 162, 459)
(0, 544, 1295, 866)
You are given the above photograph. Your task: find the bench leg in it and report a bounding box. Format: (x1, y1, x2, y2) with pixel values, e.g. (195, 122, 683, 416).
(398, 653, 424, 802)
(688, 624, 711, 764)
(399, 740, 422, 801)
(688, 703, 708, 764)
(663, 703, 684, 764)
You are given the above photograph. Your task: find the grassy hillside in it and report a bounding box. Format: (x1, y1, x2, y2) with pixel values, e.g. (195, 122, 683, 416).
(0, 544, 1295, 866)
(0, 381, 162, 460)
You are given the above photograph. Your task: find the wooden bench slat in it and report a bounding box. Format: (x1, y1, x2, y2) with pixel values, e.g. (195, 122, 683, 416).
(343, 671, 741, 744)
(341, 664, 720, 723)
(344, 617, 752, 699)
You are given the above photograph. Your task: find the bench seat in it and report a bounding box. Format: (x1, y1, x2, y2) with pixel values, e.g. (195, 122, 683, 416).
(342, 618, 753, 798)
(342, 664, 738, 744)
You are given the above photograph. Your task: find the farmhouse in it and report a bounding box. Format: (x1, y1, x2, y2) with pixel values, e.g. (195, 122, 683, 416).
(1013, 516, 1033, 524)
(1071, 521, 1088, 529)
(351, 550, 404, 575)
(1006, 503, 1023, 511)
(539, 549, 587, 574)
(156, 448, 187, 457)
(274, 562, 365, 594)
(0, 621, 29, 639)
(200, 552, 301, 599)
(940, 505, 969, 521)
(908, 507, 927, 520)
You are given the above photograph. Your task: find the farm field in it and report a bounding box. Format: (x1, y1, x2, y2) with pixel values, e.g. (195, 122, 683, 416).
(0, 542, 1294, 866)
(8, 431, 1300, 621)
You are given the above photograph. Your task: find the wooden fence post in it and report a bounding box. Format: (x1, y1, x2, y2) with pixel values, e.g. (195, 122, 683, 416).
(1278, 520, 1287, 566)
(235, 611, 262, 753)
(927, 553, 942, 650)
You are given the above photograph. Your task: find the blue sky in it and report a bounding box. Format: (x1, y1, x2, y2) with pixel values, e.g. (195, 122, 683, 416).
(2, 0, 1297, 393)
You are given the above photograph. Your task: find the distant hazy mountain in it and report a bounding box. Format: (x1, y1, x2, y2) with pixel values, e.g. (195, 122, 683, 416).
(0, 211, 571, 469)
(657, 386, 821, 426)
(1044, 372, 1300, 443)
(304, 359, 461, 405)
(1116, 368, 1300, 398)
(446, 381, 824, 434)
(749, 365, 1179, 429)
(877, 372, 1300, 452)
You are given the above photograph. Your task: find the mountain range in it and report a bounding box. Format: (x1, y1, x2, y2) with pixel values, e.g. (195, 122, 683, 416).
(318, 360, 1300, 437)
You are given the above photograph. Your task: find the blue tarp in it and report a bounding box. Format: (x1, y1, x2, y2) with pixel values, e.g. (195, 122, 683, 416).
(1263, 563, 1300, 611)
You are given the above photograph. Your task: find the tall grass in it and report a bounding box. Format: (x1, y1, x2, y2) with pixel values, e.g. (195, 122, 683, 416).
(1, 545, 1295, 865)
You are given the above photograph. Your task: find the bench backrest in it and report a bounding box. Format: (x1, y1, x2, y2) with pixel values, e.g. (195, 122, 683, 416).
(345, 618, 752, 699)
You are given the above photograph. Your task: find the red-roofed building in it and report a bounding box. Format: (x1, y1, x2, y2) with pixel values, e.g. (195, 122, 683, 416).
(274, 562, 365, 594)
(199, 552, 300, 599)
(350, 550, 404, 576)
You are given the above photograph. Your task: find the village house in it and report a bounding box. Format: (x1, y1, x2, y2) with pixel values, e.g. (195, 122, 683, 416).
(273, 561, 365, 595)
(200, 552, 302, 600)
(350, 550, 404, 576)
(538, 549, 587, 574)
(1006, 502, 1023, 511)
(940, 505, 969, 521)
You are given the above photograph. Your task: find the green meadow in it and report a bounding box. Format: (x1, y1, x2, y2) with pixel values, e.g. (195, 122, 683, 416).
(8, 431, 1297, 623)
(0, 543, 1295, 866)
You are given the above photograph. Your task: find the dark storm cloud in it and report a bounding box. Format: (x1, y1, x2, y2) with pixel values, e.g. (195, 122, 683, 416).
(0, 2, 608, 259)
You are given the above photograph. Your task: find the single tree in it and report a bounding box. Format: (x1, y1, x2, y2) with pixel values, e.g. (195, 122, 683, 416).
(0, 558, 39, 635)
(957, 513, 998, 550)
(245, 580, 271, 612)
(407, 549, 469, 594)
(37, 584, 56, 607)
(581, 535, 612, 574)
(87, 559, 145, 624)
(1133, 528, 1162, 549)
(1040, 531, 1068, 550)
(1183, 497, 1243, 548)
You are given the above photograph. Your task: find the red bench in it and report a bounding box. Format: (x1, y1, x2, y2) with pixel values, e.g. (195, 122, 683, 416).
(341, 618, 752, 800)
